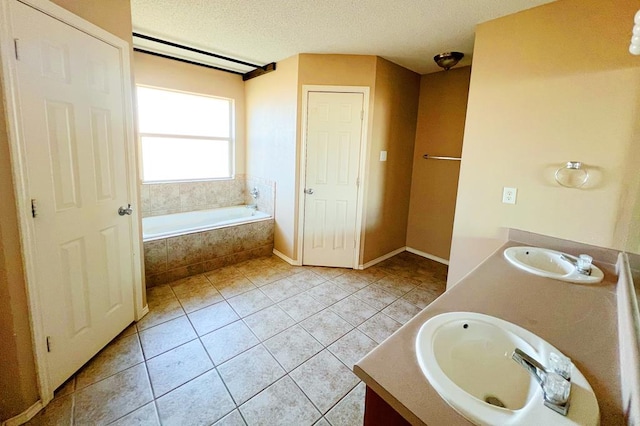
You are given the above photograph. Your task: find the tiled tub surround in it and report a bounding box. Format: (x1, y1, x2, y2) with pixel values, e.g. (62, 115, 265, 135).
(27, 252, 448, 425)
(141, 175, 276, 286)
(140, 175, 275, 218)
(144, 219, 274, 286)
(244, 176, 275, 217)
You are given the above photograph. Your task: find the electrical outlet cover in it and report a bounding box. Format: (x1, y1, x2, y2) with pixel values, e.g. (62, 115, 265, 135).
(503, 187, 517, 204)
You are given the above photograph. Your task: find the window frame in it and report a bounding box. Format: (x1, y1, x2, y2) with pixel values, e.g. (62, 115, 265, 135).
(136, 85, 236, 183)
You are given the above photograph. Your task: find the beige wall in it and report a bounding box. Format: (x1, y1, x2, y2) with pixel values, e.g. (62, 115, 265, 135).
(363, 57, 420, 263)
(406, 67, 471, 260)
(0, 0, 133, 420)
(50, 0, 132, 42)
(298, 54, 377, 87)
(133, 51, 246, 176)
(449, 0, 640, 286)
(245, 55, 300, 259)
(296, 54, 421, 264)
(245, 53, 420, 264)
(297, 54, 378, 263)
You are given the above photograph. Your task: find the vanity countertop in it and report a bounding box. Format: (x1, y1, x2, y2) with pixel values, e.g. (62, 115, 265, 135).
(354, 241, 622, 425)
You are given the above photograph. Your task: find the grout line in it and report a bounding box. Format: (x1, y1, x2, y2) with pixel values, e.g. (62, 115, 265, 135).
(83, 361, 154, 425)
(210, 366, 239, 416)
(151, 398, 161, 424)
(208, 325, 260, 369)
(69, 253, 447, 425)
(40, 253, 442, 423)
(73, 355, 147, 394)
(287, 372, 324, 422)
(322, 380, 363, 420)
(70, 387, 76, 426)
(284, 372, 325, 420)
(235, 403, 250, 426)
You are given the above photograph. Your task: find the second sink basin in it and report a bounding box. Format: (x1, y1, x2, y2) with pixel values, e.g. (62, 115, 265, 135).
(504, 246, 604, 284)
(416, 312, 600, 425)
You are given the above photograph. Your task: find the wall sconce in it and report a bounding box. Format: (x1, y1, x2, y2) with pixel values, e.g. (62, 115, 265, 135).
(555, 161, 589, 188)
(629, 10, 640, 55)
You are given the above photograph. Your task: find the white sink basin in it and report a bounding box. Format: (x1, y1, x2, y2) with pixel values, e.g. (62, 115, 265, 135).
(504, 246, 604, 284)
(416, 312, 600, 426)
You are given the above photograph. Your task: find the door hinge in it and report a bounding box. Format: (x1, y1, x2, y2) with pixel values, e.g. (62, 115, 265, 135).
(360, 110, 364, 120)
(46, 336, 51, 352)
(14, 39, 19, 60)
(31, 199, 37, 218)
(356, 177, 360, 187)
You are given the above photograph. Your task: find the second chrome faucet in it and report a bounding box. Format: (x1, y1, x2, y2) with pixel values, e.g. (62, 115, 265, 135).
(511, 348, 572, 416)
(560, 253, 593, 276)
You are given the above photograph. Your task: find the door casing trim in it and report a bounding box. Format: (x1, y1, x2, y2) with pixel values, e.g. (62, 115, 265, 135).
(297, 85, 370, 268)
(0, 0, 144, 403)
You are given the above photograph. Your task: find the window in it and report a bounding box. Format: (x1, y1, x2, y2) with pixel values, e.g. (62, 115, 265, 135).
(137, 86, 234, 182)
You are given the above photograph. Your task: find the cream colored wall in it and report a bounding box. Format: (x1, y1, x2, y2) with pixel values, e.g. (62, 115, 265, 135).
(449, 0, 640, 286)
(0, 0, 134, 420)
(245, 55, 299, 259)
(363, 57, 420, 263)
(296, 54, 378, 262)
(406, 67, 471, 261)
(50, 0, 132, 42)
(133, 51, 246, 175)
(246, 54, 419, 264)
(297, 54, 377, 87)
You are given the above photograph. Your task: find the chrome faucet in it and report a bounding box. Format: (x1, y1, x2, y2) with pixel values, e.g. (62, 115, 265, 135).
(512, 348, 546, 384)
(250, 187, 259, 199)
(560, 253, 593, 276)
(512, 348, 571, 416)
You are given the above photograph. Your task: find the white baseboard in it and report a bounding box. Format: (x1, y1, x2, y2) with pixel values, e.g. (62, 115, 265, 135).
(273, 248, 301, 266)
(406, 247, 449, 265)
(359, 247, 407, 269)
(2, 400, 43, 426)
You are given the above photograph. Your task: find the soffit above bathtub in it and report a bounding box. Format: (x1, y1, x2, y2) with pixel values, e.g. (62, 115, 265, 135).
(130, 0, 555, 76)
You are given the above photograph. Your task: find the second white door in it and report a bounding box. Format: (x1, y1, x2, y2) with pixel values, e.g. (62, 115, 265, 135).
(8, 0, 137, 391)
(303, 91, 364, 267)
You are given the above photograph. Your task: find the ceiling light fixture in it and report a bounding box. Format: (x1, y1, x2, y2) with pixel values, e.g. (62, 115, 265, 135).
(433, 52, 464, 71)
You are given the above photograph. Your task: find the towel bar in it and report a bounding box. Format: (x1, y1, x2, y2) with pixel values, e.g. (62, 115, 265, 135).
(422, 154, 461, 161)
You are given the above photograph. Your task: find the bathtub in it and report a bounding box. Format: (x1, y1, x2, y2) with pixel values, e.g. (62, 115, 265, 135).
(143, 205, 271, 241)
(143, 206, 275, 286)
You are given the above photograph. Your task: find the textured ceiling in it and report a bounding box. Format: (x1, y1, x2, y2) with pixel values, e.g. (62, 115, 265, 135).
(131, 0, 555, 75)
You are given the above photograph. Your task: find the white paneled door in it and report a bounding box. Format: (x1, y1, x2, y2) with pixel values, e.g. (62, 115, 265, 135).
(303, 92, 364, 267)
(9, 1, 136, 390)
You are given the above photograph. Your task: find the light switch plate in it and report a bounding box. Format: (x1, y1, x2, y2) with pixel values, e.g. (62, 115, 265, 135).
(379, 151, 387, 162)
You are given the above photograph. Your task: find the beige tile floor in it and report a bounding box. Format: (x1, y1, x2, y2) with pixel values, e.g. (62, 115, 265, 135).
(28, 251, 447, 426)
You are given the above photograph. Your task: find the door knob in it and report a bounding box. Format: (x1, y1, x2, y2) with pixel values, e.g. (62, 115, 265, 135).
(118, 204, 133, 216)
(304, 188, 314, 195)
